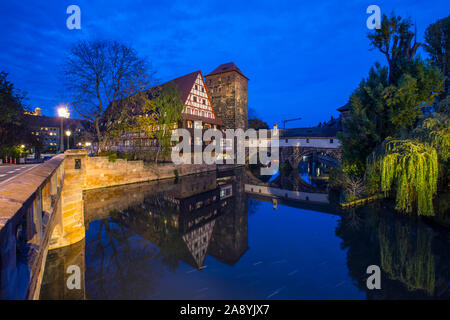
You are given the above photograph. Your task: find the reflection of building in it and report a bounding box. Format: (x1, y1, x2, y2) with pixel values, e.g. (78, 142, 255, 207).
(84, 168, 250, 272)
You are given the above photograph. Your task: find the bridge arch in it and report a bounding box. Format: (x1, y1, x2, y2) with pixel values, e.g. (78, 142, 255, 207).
(279, 146, 341, 189)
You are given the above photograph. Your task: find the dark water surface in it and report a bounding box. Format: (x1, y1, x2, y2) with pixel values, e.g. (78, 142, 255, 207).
(40, 164, 450, 299)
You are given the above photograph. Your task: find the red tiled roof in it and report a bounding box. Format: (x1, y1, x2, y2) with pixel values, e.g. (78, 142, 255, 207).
(164, 70, 201, 104)
(206, 62, 249, 80)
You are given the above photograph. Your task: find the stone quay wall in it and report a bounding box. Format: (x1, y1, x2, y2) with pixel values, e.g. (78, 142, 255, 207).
(83, 156, 216, 190)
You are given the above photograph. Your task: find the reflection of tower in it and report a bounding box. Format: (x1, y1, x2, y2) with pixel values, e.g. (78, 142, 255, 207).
(182, 220, 216, 269)
(209, 167, 249, 265)
(205, 62, 248, 130)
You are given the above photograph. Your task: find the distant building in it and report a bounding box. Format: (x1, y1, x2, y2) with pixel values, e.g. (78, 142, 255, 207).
(24, 107, 42, 116)
(337, 102, 350, 118)
(205, 62, 249, 130)
(25, 109, 91, 153)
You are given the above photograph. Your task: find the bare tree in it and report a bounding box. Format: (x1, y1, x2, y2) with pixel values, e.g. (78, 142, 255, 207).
(344, 175, 366, 201)
(62, 40, 155, 152)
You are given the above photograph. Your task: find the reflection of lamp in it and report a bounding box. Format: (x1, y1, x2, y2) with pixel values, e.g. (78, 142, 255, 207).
(20, 144, 25, 148)
(58, 106, 70, 152)
(65, 130, 71, 150)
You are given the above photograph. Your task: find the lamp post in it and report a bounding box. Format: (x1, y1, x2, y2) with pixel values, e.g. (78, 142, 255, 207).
(65, 130, 72, 150)
(58, 106, 70, 152)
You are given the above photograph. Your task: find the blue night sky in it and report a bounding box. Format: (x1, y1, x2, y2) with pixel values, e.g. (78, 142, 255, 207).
(0, 1, 448, 127)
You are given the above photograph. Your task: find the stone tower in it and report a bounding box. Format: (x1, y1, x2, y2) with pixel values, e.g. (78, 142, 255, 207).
(205, 62, 248, 130)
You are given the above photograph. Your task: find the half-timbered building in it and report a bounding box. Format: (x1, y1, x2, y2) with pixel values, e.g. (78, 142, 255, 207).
(109, 70, 223, 154)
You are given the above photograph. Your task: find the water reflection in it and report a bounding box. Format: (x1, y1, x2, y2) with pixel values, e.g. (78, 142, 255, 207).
(297, 155, 330, 188)
(40, 164, 450, 300)
(336, 203, 450, 299)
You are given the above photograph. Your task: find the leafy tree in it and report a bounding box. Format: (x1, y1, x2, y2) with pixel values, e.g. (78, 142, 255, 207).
(368, 13, 420, 83)
(413, 113, 450, 187)
(338, 64, 389, 167)
(153, 83, 184, 164)
(424, 15, 450, 97)
(383, 58, 443, 132)
(339, 14, 444, 167)
(0, 72, 33, 158)
(105, 91, 157, 149)
(62, 40, 155, 152)
(434, 95, 450, 115)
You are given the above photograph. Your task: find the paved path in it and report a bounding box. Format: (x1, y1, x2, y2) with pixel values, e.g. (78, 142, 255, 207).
(0, 164, 39, 183)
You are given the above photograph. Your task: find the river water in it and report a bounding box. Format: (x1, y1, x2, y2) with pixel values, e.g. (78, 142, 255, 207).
(40, 161, 450, 299)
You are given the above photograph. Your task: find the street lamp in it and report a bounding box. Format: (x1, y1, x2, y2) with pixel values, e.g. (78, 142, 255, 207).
(65, 130, 72, 150)
(58, 106, 70, 152)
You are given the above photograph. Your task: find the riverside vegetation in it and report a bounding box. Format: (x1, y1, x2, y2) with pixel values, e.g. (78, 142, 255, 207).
(332, 14, 450, 216)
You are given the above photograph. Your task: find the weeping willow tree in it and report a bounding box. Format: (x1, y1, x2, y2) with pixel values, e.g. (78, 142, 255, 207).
(369, 139, 438, 215)
(413, 114, 450, 187)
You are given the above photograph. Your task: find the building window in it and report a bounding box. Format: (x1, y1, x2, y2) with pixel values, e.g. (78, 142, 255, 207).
(330, 138, 334, 143)
(195, 85, 198, 90)
(202, 99, 205, 105)
(201, 87, 204, 92)
(193, 96, 197, 102)
(306, 138, 310, 143)
(227, 76, 230, 81)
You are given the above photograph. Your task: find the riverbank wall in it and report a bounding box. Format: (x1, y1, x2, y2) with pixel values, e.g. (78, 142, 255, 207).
(83, 154, 216, 190)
